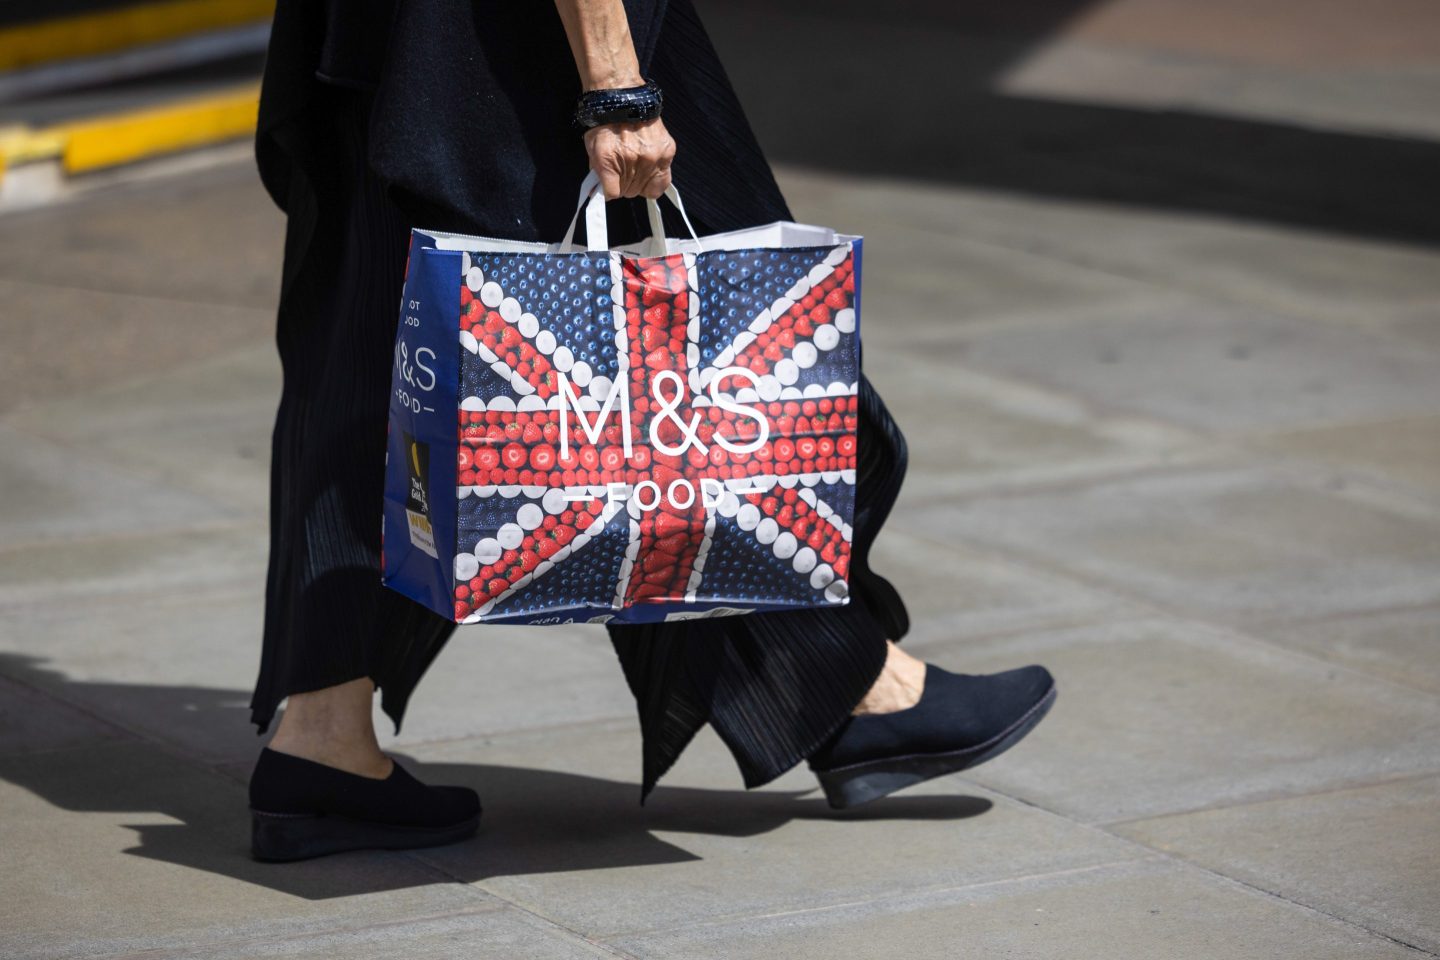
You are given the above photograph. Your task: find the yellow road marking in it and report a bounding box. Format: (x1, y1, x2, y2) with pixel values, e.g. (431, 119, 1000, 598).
(0, 0, 274, 72)
(0, 83, 259, 179)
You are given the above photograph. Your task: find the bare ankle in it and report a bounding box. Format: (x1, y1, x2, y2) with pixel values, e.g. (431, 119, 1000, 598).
(853, 640, 926, 716)
(268, 678, 392, 779)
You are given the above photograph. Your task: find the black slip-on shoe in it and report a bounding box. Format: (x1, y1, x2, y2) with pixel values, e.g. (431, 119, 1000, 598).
(807, 663, 1056, 810)
(248, 747, 481, 862)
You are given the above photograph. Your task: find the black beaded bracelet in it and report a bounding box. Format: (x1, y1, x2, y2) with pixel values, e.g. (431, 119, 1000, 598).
(572, 77, 664, 131)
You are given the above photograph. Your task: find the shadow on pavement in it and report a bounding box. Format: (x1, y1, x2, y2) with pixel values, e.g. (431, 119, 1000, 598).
(712, 0, 1440, 246)
(0, 653, 992, 900)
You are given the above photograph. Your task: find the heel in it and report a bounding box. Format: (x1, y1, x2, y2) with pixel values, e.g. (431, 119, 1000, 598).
(250, 808, 480, 862)
(813, 685, 1057, 810)
(815, 763, 936, 810)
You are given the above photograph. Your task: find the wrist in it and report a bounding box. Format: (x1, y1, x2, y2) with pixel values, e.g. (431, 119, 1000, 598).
(583, 71, 645, 92)
(572, 77, 663, 131)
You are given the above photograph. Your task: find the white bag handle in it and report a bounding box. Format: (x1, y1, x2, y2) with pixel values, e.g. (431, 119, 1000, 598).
(559, 169, 699, 255)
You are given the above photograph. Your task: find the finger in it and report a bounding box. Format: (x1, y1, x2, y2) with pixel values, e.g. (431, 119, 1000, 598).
(619, 160, 642, 198)
(640, 165, 670, 200)
(597, 164, 622, 201)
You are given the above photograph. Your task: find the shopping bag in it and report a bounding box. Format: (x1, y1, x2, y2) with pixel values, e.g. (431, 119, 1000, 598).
(382, 171, 864, 624)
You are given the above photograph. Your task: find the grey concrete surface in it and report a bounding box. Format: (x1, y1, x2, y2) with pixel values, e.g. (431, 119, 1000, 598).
(2, 2, 1439, 956)
(1114, 776, 1440, 953)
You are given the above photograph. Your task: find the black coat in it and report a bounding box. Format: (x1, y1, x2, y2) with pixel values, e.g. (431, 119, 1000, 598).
(257, 0, 793, 246)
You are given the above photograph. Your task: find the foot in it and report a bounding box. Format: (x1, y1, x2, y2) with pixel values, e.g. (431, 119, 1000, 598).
(250, 678, 480, 861)
(249, 748, 481, 862)
(808, 662, 1056, 809)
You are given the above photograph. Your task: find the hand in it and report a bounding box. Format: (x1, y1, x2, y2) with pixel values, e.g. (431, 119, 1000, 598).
(583, 116, 675, 200)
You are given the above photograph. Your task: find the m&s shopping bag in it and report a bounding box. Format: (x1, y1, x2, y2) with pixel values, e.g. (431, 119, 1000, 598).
(382, 171, 864, 624)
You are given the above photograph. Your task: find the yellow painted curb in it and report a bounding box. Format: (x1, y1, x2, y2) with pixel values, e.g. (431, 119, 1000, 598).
(61, 83, 260, 173)
(0, 83, 259, 180)
(0, 0, 274, 72)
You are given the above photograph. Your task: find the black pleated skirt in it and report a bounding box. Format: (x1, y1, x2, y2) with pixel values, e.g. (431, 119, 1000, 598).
(251, 68, 911, 806)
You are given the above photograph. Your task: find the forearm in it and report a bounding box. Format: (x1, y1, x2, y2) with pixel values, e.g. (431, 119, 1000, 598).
(554, 0, 645, 91)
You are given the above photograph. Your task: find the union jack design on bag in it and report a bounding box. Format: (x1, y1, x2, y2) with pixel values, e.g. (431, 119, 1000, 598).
(383, 176, 864, 625)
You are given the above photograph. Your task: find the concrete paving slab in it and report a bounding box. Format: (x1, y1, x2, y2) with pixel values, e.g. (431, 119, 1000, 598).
(1114, 776, 1440, 953)
(399, 722, 1141, 939)
(0, 670, 129, 757)
(385, 625, 635, 749)
(0, 278, 276, 416)
(838, 219, 1149, 346)
(1252, 414, 1440, 504)
(903, 462, 1440, 623)
(127, 908, 619, 960)
(0, 524, 265, 608)
(861, 352, 1215, 501)
(0, 741, 491, 960)
(0, 597, 267, 764)
(0, 594, 631, 767)
(1003, 39, 1440, 142)
(865, 526, 1135, 647)
(605, 858, 1426, 960)
(0, 423, 243, 548)
(929, 618, 1440, 824)
(0, 162, 282, 310)
(1241, 607, 1440, 696)
(779, 166, 1440, 338)
(918, 293, 1440, 434)
(7, 342, 281, 516)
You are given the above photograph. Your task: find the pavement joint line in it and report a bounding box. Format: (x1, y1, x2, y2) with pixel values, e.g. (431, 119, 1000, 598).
(875, 354, 1249, 451)
(940, 767, 1440, 955)
(901, 611, 1141, 657)
(0, 673, 143, 748)
(0, 0, 273, 73)
(1229, 434, 1440, 516)
(1099, 770, 1440, 831)
(888, 510, 1440, 705)
(1245, 598, 1440, 630)
(895, 448, 1232, 503)
(400, 857, 645, 960)
(0, 582, 265, 615)
(594, 858, 1159, 942)
(896, 444, 1247, 507)
(898, 209, 1440, 349)
(1094, 834, 1440, 959)
(0, 668, 247, 779)
(876, 349, 1211, 443)
(0, 272, 275, 314)
(894, 360, 1440, 509)
(84, 905, 515, 960)
(0, 584, 262, 615)
(0, 515, 261, 555)
(389, 713, 641, 752)
(909, 422, 1440, 528)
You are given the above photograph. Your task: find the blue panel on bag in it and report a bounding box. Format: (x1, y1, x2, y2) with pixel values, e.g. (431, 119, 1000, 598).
(794, 333, 860, 392)
(500, 516, 630, 620)
(699, 513, 826, 606)
(455, 492, 629, 619)
(792, 478, 856, 541)
(459, 355, 516, 403)
(383, 234, 462, 617)
(695, 245, 843, 370)
(470, 252, 618, 381)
